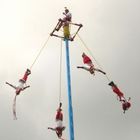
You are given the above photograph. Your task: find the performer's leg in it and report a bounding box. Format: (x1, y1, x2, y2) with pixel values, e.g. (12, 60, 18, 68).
(23, 85, 30, 90)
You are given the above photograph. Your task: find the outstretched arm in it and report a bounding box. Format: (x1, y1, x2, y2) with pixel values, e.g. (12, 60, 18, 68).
(6, 82, 16, 89)
(48, 127, 56, 131)
(77, 66, 89, 71)
(94, 68, 106, 75)
(22, 85, 30, 90)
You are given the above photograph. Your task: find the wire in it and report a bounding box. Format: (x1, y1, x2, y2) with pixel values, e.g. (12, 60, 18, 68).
(59, 38, 63, 103)
(30, 35, 50, 70)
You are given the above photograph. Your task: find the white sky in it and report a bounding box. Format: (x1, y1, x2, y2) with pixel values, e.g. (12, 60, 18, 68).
(0, 0, 140, 140)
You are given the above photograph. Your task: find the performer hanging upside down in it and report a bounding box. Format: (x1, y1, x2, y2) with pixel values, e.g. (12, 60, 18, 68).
(108, 81, 126, 101)
(6, 69, 31, 95)
(6, 68, 31, 119)
(48, 103, 65, 139)
(77, 52, 106, 75)
(121, 97, 131, 113)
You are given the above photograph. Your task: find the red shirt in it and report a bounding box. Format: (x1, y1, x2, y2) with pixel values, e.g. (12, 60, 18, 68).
(112, 86, 124, 97)
(22, 71, 29, 82)
(56, 111, 63, 121)
(83, 55, 92, 64)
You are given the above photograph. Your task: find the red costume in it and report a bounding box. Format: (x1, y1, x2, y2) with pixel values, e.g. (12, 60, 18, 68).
(48, 103, 65, 139)
(77, 53, 106, 75)
(122, 101, 131, 113)
(56, 109, 63, 121)
(82, 53, 92, 64)
(108, 81, 125, 101)
(20, 69, 31, 82)
(6, 68, 31, 120)
(112, 86, 124, 99)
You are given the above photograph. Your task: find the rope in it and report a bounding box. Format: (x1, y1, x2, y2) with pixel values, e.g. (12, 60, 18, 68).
(30, 35, 50, 70)
(77, 34, 111, 82)
(59, 39, 63, 103)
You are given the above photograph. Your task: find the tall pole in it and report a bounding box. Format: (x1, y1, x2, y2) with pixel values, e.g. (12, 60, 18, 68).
(65, 39, 74, 140)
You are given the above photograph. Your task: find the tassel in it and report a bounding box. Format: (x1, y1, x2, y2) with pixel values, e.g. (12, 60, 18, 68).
(13, 95, 17, 120)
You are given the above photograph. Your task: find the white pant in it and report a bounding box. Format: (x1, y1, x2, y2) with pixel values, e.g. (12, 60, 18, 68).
(56, 120, 63, 128)
(17, 81, 24, 89)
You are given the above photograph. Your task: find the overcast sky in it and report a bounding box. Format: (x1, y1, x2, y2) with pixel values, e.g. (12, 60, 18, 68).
(0, 0, 140, 140)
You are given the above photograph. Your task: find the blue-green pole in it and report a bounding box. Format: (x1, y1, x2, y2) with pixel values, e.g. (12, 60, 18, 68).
(65, 39, 74, 140)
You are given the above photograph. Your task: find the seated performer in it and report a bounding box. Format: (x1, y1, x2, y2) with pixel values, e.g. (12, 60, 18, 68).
(55, 7, 72, 31)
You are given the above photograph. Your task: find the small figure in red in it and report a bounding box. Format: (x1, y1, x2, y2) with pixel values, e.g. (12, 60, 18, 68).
(108, 81, 126, 101)
(6, 68, 31, 119)
(48, 103, 65, 139)
(77, 52, 106, 75)
(121, 97, 131, 113)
